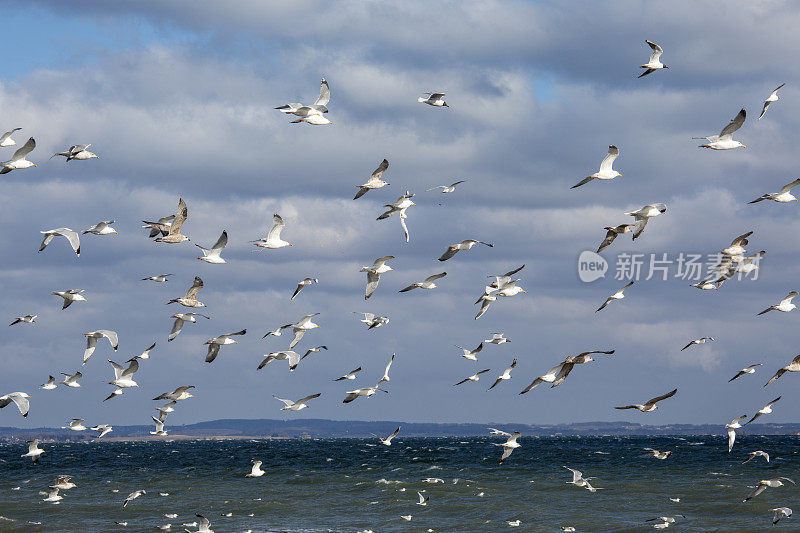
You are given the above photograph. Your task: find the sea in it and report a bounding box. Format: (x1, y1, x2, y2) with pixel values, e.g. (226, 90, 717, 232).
(0, 435, 797, 532)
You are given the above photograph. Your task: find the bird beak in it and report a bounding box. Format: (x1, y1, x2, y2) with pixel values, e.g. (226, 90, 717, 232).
(411, 202, 416, 206)
(288, 243, 293, 246)
(32, 163, 37, 167)
(742, 145, 747, 148)
(521, 290, 526, 293)
(233, 340, 238, 343)
(113, 230, 118, 234)
(389, 267, 394, 271)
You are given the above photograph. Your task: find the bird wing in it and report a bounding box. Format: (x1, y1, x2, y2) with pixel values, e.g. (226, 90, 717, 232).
(779, 178, 800, 194)
(487, 377, 503, 390)
(186, 276, 204, 299)
(55, 228, 81, 255)
(719, 109, 746, 139)
(744, 482, 767, 501)
(314, 78, 330, 107)
(268, 214, 285, 241)
(205, 343, 220, 363)
(168, 318, 185, 342)
(400, 215, 410, 243)
(99, 330, 119, 349)
(169, 198, 188, 234)
(429, 92, 445, 99)
(289, 329, 305, 348)
(598, 145, 620, 174)
(365, 270, 381, 299)
(372, 256, 394, 267)
(121, 359, 139, 379)
(500, 446, 515, 463)
(0, 392, 30, 417)
(10, 137, 35, 161)
(438, 245, 459, 261)
(297, 393, 321, 404)
(108, 360, 125, 379)
(647, 388, 677, 406)
(210, 230, 227, 253)
(425, 272, 447, 283)
(0, 127, 20, 143)
(646, 40, 663, 61)
(765, 368, 786, 387)
(780, 291, 798, 305)
(371, 158, 389, 180)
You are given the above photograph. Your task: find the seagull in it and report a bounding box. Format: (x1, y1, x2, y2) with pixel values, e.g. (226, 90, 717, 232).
(0, 137, 35, 173)
(275, 77, 330, 116)
(485, 333, 511, 345)
(155, 402, 175, 416)
(454, 369, 492, 386)
(643, 448, 672, 460)
(185, 514, 214, 533)
(40, 375, 57, 390)
(757, 291, 797, 315)
(257, 350, 302, 371)
(764, 354, 800, 387)
(142, 214, 175, 238)
(361, 256, 394, 300)
(519, 362, 566, 394)
(401, 515, 413, 521)
(646, 516, 684, 529)
(745, 396, 781, 425)
(353, 312, 389, 329)
(615, 388, 677, 412)
(427, 180, 465, 193)
(438, 240, 493, 261)
(550, 350, 615, 388)
(91, 424, 113, 438)
(626, 204, 667, 240)
(681, 337, 714, 351)
(771, 507, 792, 525)
(759, 83, 785, 120)
(596, 280, 634, 312)
(142, 274, 174, 282)
(151, 413, 168, 436)
(690, 280, 722, 290)
(695, 109, 746, 150)
(83, 330, 118, 364)
(378, 426, 401, 445)
(41, 487, 62, 503)
(289, 114, 332, 125)
(252, 214, 292, 248)
(153, 198, 189, 243)
(729, 364, 762, 383)
(572, 145, 621, 188)
(107, 358, 139, 389)
(743, 450, 770, 464)
(123, 490, 146, 507)
(638, 40, 669, 77)
(62, 419, 87, 431)
(488, 359, 517, 390)
(377, 191, 415, 243)
(168, 276, 206, 308)
(564, 466, 600, 492)
(418, 92, 448, 106)
(9, 314, 36, 326)
(743, 477, 794, 502)
(131, 342, 157, 360)
(274, 393, 321, 411)
(299, 345, 328, 361)
(456, 342, 484, 361)
(343, 383, 388, 404)
(597, 224, 632, 253)
(21, 440, 44, 463)
(416, 491, 430, 506)
(59, 371, 83, 388)
(39, 228, 80, 256)
(205, 330, 246, 363)
(169, 312, 209, 342)
(51, 144, 98, 161)
(195, 230, 227, 264)
(246, 460, 265, 477)
(51, 476, 76, 490)
(379, 353, 395, 384)
(495, 431, 521, 463)
(153, 385, 195, 401)
(726, 415, 747, 452)
(280, 313, 320, 348)
(0, 127, 21, 146)
(291, 278, 318, 300)
(354, 159, 389, 200)
(334, 367, 362, 381)
(399, 272, 446, 292)
(474, 288, 497, 319)
(749, 178, 800, 203)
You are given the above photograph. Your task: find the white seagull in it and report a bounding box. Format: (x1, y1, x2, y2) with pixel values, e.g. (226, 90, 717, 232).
(427, 180, 465, 193)
(764, 354, 800, 387)
(39, 228, 80, 256)
(361, 256, 394, 300)
(279, 313, 320, 349)
(681, 337, 714, 351)
(759, 83, 785, 120)
(638, 40, 668, 78)
(253, 214, 292, 249)
(22, 440, 44, 463)
(564, 466, 600, 492)
(195, 230, 228, 264)
(291, 277, 318, 300)
(726, 415, 747, 452)
(615, 388, 677, 412)
(167, 276, 205, 308)
(748, 177, 800, 204)
(454, 369, 491, 386)
(40, 375, 57, 390)
(62, 419, 87, 431)
(744, 396, 781, 425)
(378, 426, 401, 445)
(377, 191, 415, 243)
(485, 333, 511, 345)
(771, 507, 792, 525)
(626, 204, 667, 240)
(456, 342, 484, 361)
(496, 431, 521, 463)
(83, 330, 118, 364)
(246, 460, 265, 477)
(0, 137, 36, 173)
(275, 77, 330, 117)
(204, 329, 246, 363)
(82, 220, 116, 235)
(142, 273, 174, 282)
(572, 145, 621, 188)
(169, 312, 209, 342)
(343, 383, 388, 404)
(0, 127, 21, 146)
(488, 359, 517, 390)
(107, 358, 140, 389)
(59, 371, 83, 388)
(399, 272, 446, 292)
(729, 364, 761, 382)
(123, 490, 146, 507)
(274, 393, 321, 411)
(743, 477, 794, 502)
(91, 424, 113, 438)
(418, 92, 448, 107)
(596, 280, 634, 312)
(334, 367, 362, 381)
(153, 385, 195, 401)
(354, 159, 389, 200)
(52, 144, 98, 161)
(379, 353, 395, 384)
(257, 350, 302, 371)
(353, 312, 389, 330)
(743, 451, 770, 464)
(9, 314, 36, 326)
(757, 291, 798, 315)
(695, 109, 746, 150)
(438, 240, 493, 261)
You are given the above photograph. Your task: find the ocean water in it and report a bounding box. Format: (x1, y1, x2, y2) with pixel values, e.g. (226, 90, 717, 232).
(0, 435, 797, 532)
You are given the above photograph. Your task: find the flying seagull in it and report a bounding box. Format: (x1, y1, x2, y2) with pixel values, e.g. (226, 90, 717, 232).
(9, 314, 36, 326)
(0, 127, 21, 147)
(626, 204, 667, 240)
(681, 337, 714, 351)
(107, 358, 140, 391)
(343, 383, 388, 404)
(427, 180, 465, 193)
(52, 144, 98, 161)
(39, 228, 80, 256)
(695, 109, 746, 150)
(399, 272, 446, 292)
(167, 276, 205, 308)
(572, 145, 621, 188)
(281, 313, 320, 348)
(771, 507, 792, 525)
(257, 350, 302, 371)
(727, 415, 747, 452)
(60, 371, 82, 388)
(615, 388, 677, 412)
(378, 426, 401, 445)
(418, 92, 448, 106)
(596, 280, 634, 312)
(353, 312, 389, 329)
(378, 353, 395, 384)
(334, 367, 362, 381)
(62, 418, 87, 431)
(354, 159, 389, 200)
(743, 478, 794, 502)
(123, 490, 146, 507)
(564, 466, 600, 492)
(141, 214, 175, 238)
(764, 354, 800, 387)
(757, 291, 798, 315)
(758, 83, 785, 120)
(291, 278, 318, 300)
(455, 342, 484, 361)
(748, 177, 800, 204)
(744, 396, 781, 425)
(252, 214, 292, 249)
(361, 256, 394, 300)
(40, 375, 57, 390)
(52, 289, 86, 310)
(153, 385, 195, 401)
(496, 431, 521, 463)
(246, 459, 265, 477)
(196, 230, 228, 264)
(729, 364, 762, 383)
(742, 451, 770, 464)
(519, 362, 567, 394)
(275, 77, 330, 117)
(91, 424, 113, 438)
(488, 359, 517, 390)
(643, 448, 672, 460)
(142, 273, 173, 282)
(0, 137, 36, 173)
(153, 198, 189, 243)
(299, 345, 328, 361)
(83, 330, 118, 364)
(0, 392, 30, 417)
(377, 191, 415, 243)
(204, 330, 246, 363)
(454, 369, 491, 386)
(597, 224, 632, 253)
(169, 312, 209, 342)
(83, 220, 116, 235)
(438, 240, 493, 261)
(273, 393, 321, 411)
(638, 40, 668, 77)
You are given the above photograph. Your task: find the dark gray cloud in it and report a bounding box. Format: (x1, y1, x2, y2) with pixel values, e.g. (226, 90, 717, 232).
(2, 1, 800, 429)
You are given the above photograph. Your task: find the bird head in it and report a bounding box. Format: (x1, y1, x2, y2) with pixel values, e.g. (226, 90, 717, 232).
(443, 102, 449, 107)
(663, 65, 670, 69)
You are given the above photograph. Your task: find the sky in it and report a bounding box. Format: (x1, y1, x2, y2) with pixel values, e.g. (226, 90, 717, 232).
(2, 0, 800, 429)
